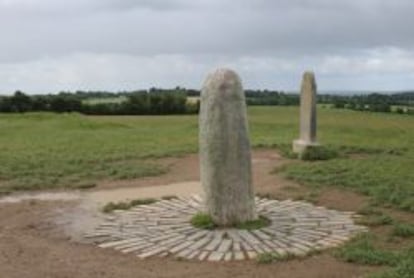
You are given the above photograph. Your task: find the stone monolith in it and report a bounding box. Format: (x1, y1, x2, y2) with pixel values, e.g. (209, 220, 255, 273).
(293, 71, 319, 154)
(199, 68, 257, 226)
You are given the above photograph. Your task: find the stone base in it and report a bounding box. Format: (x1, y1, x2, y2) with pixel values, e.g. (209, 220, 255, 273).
(84, 195, 367, 261)
(292, 139, 320, 154)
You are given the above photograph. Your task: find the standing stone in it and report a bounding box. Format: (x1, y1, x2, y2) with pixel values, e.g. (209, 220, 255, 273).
(293, 71, 319, 154)
(199, 68, 257, 226)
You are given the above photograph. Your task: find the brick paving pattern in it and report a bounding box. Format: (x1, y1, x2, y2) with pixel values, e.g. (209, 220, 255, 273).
(85, 196, 367, 261)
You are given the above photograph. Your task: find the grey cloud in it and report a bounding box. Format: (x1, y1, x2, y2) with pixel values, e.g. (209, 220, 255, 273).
(1, 0, 414, 62)
(0, 0, 414, 92)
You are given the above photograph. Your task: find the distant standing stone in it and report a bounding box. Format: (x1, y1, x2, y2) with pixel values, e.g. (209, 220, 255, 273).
(293, 71, 319, 154)
(199, 68, 257, 226)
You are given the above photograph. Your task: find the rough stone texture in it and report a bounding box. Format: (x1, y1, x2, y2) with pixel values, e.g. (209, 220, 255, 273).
(199, 68, 256, 225)
(85, 195, 367, 262)
(293, 71, 319, 154)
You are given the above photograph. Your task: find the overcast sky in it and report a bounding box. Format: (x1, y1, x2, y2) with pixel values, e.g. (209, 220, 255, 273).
(1, 0, 414, 94)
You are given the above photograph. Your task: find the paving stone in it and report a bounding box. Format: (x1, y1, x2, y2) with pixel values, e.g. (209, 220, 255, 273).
(121, 242, 154, 253)
(204, 238, 222, 251)
(290, 243, 311, 253)
(316, 239, 341, 248)
(198, 251, 210, 261)
(246, 251, 257, 259)
(217, 239, 232, 253)
(157, 235, 186, 247)
(186, 250, 200, 260)
(148, 233, 181, 243)
(226, 230, 242, 242)
(234, 251, 245, 260)
(251, 230, 271, 240)
(189, 236, 212, 250)
(224, 252, 233, 261)
(112, 240, 148, 250)
(287, 247, 307, 256)
(233, 242, 241, 251)
(98, 238, 143, 248)
(238, 230, 260, 245)
(208, 252, 224, 262)
(274, 248, 288, 257)
(330, 234, 350, 241)
(138, 246, 167, 258)
(263, 240, 278, 249)
(293, 228, 329, 237)
(288, 236, 316, 248)
(177, 248, 193, 259)
(213, 230, 225, 239)
(260, 244, 273, 253)
(292, 223, 319, 228)
(251, 244, 266, 253)
(187, 230, 209, 241)
(240, 241, 253, 251)
(159, 252, 169, 257)
(87, 195, 366, 261)
(270, 238, 289, 248)
(169, 241, 194, 254)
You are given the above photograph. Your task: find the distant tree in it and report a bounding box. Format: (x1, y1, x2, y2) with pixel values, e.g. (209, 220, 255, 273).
(396, 107, 404, 114)
(9, 91, 32, 112)
(333, 99, 346, 109)
(31, 96, 49, 111)
(125, 92, 149, 114)
(50, 95, 82, 112)
(0, 97, 12, 112)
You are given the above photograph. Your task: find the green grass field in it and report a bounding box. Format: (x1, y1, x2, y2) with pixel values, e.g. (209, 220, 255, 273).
(0, 107, 413, 211)
(1, 106, 413, 277)
(82, 96, 128, 105)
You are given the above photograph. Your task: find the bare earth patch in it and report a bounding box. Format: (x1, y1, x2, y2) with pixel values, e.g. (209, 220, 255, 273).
(0, 149, 393, 278)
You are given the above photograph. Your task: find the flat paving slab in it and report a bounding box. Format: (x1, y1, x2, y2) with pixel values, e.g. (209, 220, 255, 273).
(85, 195, 367, 262)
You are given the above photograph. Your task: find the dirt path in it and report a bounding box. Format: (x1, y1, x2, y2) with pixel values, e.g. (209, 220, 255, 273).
(0, 149, 376, 278)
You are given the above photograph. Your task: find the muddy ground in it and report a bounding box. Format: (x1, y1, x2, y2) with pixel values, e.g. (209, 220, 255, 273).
(0, 150, 379, 278)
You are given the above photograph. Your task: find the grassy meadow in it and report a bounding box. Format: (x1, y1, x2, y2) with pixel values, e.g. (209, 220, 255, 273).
(82, 96, 128, 104)
(1, 106, 413, 276)
(0, 106, 413, 211)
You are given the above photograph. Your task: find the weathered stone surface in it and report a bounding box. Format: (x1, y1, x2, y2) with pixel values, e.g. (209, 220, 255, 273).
(208, 251, 224, 262)
(199, 68, 256, 225)
(217, 239, 232, 253)
(204, 237, 222, 251)
(293, 71, 319, 154)
(198, 251, 210, 261)
(189, 236, 211, 250)
(224, 252, 233, 261)
(246, 251, 257, 259)
(138, 246, 167, 258)
(234, 251, 245, 260)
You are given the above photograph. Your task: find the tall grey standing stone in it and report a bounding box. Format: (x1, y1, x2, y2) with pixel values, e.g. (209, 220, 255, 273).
(293, 71, 319, 154)
(199, 68, 257, 226)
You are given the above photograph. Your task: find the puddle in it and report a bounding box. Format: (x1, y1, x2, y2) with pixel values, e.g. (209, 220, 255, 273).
(59, 181, 201, 241)
(0, 192, 81, 204)
(86, 181, 202, 205)
(0, 181, 202, 206)
(0, 181, 202, 241)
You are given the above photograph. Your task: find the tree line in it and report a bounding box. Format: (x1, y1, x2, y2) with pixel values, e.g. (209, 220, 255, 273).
(0, 90, 197, 115)
(0, 88, 412, 115)
(245, 90, 299, 106)
(0, 88, 297, 115)
(320, 92, 414, 114)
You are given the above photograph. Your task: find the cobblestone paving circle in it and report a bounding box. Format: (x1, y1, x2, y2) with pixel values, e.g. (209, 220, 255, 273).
(85, 195, 367, 261)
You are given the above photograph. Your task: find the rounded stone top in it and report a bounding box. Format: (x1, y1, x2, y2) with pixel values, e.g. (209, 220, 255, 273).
(201, 68, 244, 100)
(303, 71, 315, 81)
(301, 71, 317, 92)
